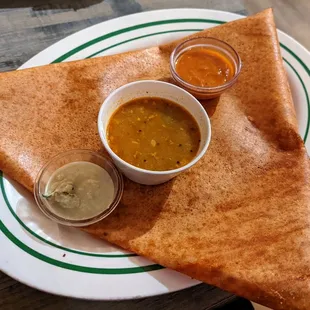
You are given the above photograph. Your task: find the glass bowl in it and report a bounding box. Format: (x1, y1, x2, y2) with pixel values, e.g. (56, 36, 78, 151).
(34, 149, 124, 227)
(170, 37, 242, 99)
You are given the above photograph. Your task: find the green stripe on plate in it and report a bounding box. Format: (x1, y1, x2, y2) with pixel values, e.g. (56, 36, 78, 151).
(52, 18, 224, 63)
(86, 29, 202, 59)
(280, 43, 310, 76)
(0, 220, 164, 274)
(283, 58, 310, 142)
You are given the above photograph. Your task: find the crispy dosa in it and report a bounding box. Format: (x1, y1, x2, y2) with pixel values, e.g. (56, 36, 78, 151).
(1, 8, 310, 310)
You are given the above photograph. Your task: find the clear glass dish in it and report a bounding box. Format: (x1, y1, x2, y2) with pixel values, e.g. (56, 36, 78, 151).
(34, 149, 124, 227)
(170, 37, 242, 99)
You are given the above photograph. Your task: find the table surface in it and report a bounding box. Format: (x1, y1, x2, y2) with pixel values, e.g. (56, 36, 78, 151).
(0, 0, 309, 309)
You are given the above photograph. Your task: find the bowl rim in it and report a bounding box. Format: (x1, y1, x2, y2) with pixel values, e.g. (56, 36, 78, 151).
(98, 80, 211, 176)
(170, 36, 242, 92)
(34, 149, 124, 227)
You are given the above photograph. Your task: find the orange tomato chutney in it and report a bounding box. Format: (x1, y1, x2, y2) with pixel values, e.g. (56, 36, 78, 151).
(175, 46, 235, 87)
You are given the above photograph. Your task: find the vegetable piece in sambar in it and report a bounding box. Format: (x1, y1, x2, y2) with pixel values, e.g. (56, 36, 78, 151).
(107, 97, 201, 171)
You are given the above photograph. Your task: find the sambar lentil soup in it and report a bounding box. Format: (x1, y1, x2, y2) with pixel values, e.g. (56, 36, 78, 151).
(107, 97, 201, 171)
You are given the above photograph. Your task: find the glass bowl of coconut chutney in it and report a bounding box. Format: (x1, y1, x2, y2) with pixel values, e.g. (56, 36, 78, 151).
(34, 149, 124, 227)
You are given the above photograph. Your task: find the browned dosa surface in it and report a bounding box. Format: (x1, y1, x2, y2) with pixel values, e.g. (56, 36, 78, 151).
(1, 9, 310, 310)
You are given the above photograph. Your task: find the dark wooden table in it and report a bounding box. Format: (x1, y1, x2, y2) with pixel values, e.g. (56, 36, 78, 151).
(0, 1, 309, 309)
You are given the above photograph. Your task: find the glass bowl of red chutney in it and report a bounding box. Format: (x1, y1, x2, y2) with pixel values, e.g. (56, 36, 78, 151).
(170, 37, 242, 99)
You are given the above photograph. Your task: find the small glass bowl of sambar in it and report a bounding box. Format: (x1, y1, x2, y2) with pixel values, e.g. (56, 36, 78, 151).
(170, 37, 242, 99)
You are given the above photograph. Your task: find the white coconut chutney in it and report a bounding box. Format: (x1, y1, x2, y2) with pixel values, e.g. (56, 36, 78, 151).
(43, 161, 115, 220)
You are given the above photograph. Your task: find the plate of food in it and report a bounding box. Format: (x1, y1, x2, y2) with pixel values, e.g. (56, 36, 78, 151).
(0, 8, 309, 310)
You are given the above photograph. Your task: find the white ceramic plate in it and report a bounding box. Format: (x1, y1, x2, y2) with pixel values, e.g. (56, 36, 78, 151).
(0, 9, 309, 302)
